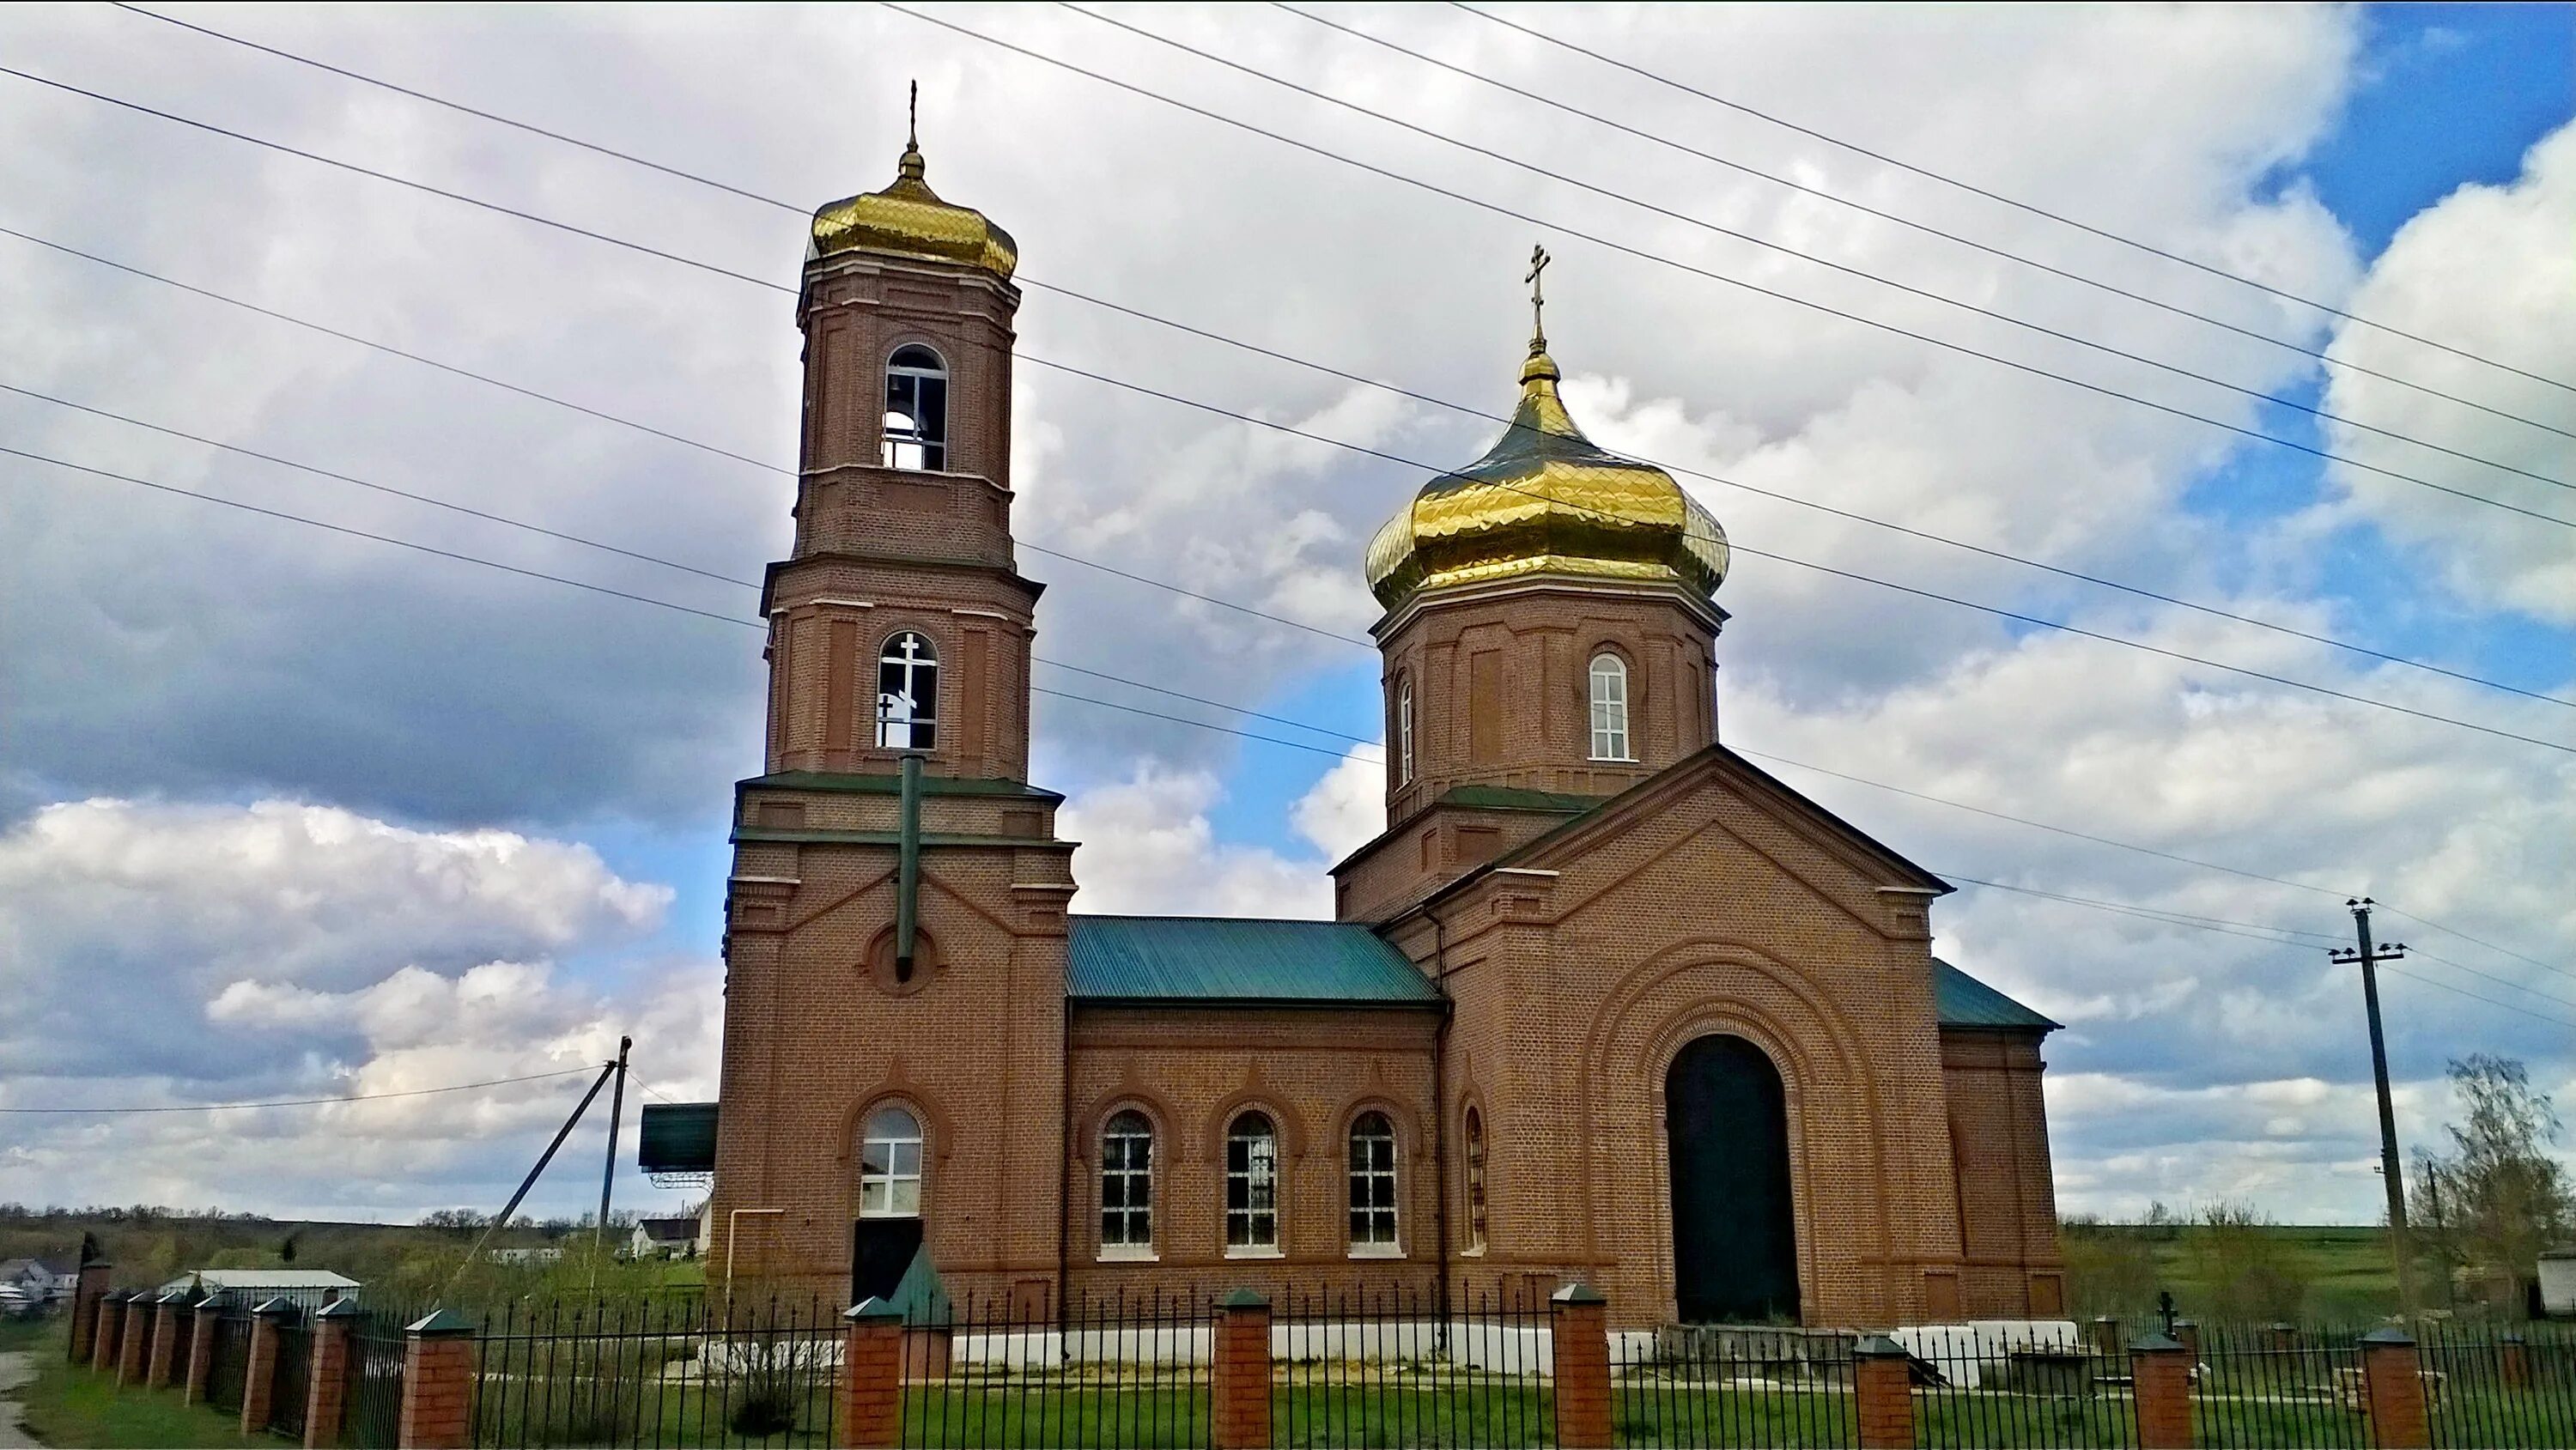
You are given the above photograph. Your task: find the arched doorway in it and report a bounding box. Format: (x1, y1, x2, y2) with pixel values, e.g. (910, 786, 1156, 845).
(1665, 1034, 1800, 1322)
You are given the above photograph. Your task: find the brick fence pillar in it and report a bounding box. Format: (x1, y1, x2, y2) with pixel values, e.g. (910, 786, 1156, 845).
(185, 1296, 222, 1405)
(305, 1297, 361, 1448)
(70, 1263, 112, 1365)
(1550, 1284, 1613, 1450)
(2173, 1319, 2202, 1370)
(2360, 1328, 2430, 1450)
(397, 1308, 478, 1450)
(2091, 1315, 2123, 1358)
(2500, 1332, 2531, 1392)
(837, 1298, 905, 1449)
(148, 1288, 188, 1388)
(1854, 1335, 1915, 1450)
(243, 1298, 294, 1435)
(2129, 1333, 2194, 1449)
(1210, 1289, 1273, 1450)
(116, 1294, 150, 1387)
(2267, 1322, 2300, 1354)
(90, 1289, 126, 1373)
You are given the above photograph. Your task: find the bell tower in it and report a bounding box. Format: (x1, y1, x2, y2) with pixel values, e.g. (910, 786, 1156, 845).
(709, 110, 1074, 1311)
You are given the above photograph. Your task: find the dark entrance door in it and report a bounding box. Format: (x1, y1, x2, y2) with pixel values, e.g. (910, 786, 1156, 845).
(1665, 1034, 1800, 1322)
(851, 1218, 923, 1304)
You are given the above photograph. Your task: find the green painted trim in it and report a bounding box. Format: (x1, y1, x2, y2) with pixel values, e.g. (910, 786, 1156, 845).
(2359, 1326, 2416, 1346)
(2129, 1333, 2183, 1351)
(313, 1299, 363, 1320)
(1437, 786, 1608, 814)
(1069, 995, 1444, 1012)
(844, 1298, 904, 1324)
(407, 1308, 477, 1338)
(1217, 1289, 1269, 1310)
(155, 1288, 193, 1305)
(732, 829, 1064, 849)
(740, 771, 1063, 803)
(1550, 1283, 1606, 1306)
(251, 1298, 297, 1317)
(1851, 1335, 1908, 1358)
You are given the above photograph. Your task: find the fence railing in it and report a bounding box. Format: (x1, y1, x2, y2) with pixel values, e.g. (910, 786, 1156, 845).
(60, 1270, 2576, 1450)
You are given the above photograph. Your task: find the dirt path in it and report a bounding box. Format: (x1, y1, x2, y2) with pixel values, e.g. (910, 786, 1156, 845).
(0, 1349, 35, 1447)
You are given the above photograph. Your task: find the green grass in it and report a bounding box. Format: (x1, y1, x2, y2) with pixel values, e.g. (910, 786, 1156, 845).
(12, 1326, 264, 1449)
(0, 1316, 56, 1351)
(2066, 1222, 2409, 1322)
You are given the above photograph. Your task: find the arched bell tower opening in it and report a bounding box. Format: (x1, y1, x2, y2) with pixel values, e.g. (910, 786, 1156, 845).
(1664, 1034, 1800, 1324)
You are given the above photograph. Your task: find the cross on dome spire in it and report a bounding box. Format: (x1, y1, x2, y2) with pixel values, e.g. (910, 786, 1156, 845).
(1526, 243, 1551, 352)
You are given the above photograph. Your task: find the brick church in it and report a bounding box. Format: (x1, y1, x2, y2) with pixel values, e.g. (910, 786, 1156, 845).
(652, 130, 2067, 1331)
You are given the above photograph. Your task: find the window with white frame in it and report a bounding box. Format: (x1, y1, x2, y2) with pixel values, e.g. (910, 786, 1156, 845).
(881, 345, 948, 470)
(876, 631, 938, 749)
(859, 1105, 923, 1217)
(1224, 1112, 1279, 1253)
(1100, 1109, 1154, 1254)
(1588, 652, 1632, 761)
(1395, 678, 1415, 786)
(1463, 1107, 1489, 1254)
(1347, 1111, 1399, 1253)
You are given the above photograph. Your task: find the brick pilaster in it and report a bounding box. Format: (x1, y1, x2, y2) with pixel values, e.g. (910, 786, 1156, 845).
(70, 1264, 112, 1365)
(305, 1298, 360, 1447)
(2129, 1333, 2193, 1449)
(397, 1308, 478, 1450)
(243, 1298, 293, 1435)
(2500, 1332, 2531, 1392)
(185, 1299, 221, 1405)
(838, 1298, 906, 1449)
(1853, 1335, 1915, 1450)
(90, 1289, 126, 1372)
(1210, 1289, 1273, 1450)
(2173, 1319, 2202, 1369)
(116, 1295, 149, 1386)
(2360, 1328, 2430, 1450)
(1550, 1284, 1613, 1450)
(148, 1289, 187, 1388)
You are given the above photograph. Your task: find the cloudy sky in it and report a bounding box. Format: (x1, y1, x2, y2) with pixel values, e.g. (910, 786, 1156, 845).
(1, 3, 2568, 1233)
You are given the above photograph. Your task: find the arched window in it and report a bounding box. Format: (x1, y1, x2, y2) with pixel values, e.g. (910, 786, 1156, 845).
(1347, 1111, 1399, 1253)
(882, 345, 948, 470)
(1224, 1112, 1279, 1253)
(859, 1105, 923, 1217)
(1395, 678, 1415, 786)
(1589, 652, 1631, 761)
(1101, 1110, 1154, 1255)
(1462, 1106, 1489, 1254)
(876, 631, 938, 749)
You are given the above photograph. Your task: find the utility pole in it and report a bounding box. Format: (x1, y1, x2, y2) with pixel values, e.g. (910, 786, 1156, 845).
(2330, 897, 2414, 1316)
(595, 1035, 632, 1253)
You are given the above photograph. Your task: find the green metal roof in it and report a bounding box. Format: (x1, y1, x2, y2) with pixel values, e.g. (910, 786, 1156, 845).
(1435, 785, 1608, 814)
(739, 771, 1061, 802)
(639, 1101, 719, 1174)
(1933, 959, 2060, 1033)
(1066, 916, 1443, 1007)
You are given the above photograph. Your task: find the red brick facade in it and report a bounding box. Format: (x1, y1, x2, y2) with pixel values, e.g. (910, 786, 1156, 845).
(706, 151, 2063, 1330)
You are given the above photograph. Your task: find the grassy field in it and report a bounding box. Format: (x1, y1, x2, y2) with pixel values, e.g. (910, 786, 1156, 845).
(10, 1324, 265, 1449)
(2064, 1222, 2409, 1323)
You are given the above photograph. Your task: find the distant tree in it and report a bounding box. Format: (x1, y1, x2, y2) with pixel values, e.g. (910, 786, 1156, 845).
(2186, 1202, 2308, 1323)
(2415, 1055, 2575, 1312)
(417, 1209, 489, 1234)
(2060, 1214, 2160, 1319)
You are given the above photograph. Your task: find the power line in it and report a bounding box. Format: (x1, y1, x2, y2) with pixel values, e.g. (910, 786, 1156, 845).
(1447, 0, 2576, 397)
(870, 9, 2576, 527)
(1058, 2, 2573, 494)
(1271, 1, 2572, 445)
(1017, 350, 2576, 757)
(0, 1066, 598, 1115)
(18, 434, 2567, 1027)
(10, 52, 2567, 711)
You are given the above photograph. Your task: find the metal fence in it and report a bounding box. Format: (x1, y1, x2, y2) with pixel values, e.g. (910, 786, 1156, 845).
(267, 1307, 313, 1441)
(1908, 1324, 2136, 1450)
(1273, 1283, 1550, 1449)
(349, 1304, 416, 1450)
(2421, 1320, 2576, 1450)
(1611, 1323, 1855, 1448)
(471, 1294, 842, 1449)
(901, 1289, 1211, 1450)
(2188, 1323, 2371, 1450)
(204, 1304, 252, 1418)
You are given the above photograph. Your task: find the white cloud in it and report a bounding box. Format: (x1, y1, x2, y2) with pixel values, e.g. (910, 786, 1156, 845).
(2318, 121, 2576, 621)
(1291, 752, 1386, 863)
(1060, 767, 1332, 918)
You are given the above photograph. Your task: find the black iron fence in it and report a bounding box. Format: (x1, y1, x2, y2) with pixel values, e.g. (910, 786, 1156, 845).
(349, 1303, 416, 1450)
(1611, 1323, 1855, 1449)
(267, 1307, 312, 1441)
(471, 1294, 842, 1449)
(903, 1289, 1212, 1450)
(204, 1304, 252, 1418)
(1271, 1283, 1549, 1449)
(2189, 1322, 2371, 1449)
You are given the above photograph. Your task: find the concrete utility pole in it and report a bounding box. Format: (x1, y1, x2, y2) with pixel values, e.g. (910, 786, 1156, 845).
(2331, 897, 2414, 1315)
(596, 1035, 633, 1252)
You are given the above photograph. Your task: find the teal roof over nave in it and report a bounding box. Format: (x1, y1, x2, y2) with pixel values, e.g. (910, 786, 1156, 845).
(1066, 915, 1443, 1006)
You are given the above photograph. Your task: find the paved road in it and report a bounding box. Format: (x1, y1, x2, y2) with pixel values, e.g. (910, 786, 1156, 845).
(0, 1349, 35, 1447)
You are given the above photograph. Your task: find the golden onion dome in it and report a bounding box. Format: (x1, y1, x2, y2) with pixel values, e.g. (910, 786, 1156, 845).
(1365, 338, 1728, 610)
(809, 131, 1018, 279)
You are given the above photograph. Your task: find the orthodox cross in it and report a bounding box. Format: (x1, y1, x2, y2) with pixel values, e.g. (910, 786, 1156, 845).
(908, 80, 919, 150)
(1526, 244, 1552, 344)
